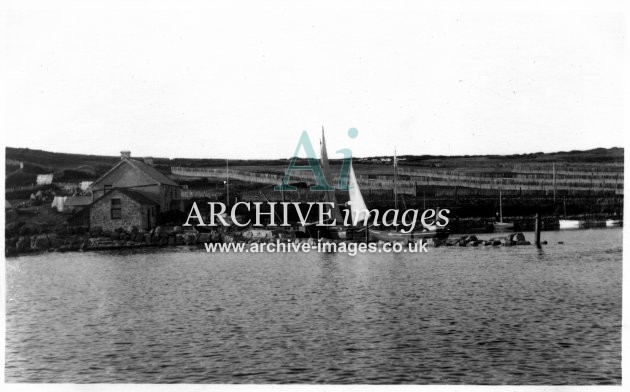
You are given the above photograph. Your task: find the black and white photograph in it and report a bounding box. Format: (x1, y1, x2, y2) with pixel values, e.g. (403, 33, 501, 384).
(1, 0, 625, 389)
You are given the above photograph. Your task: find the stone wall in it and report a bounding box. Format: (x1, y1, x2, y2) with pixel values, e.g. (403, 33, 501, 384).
(90, 190, 154, 231)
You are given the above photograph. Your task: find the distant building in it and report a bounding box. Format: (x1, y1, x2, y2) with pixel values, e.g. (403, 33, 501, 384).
(36, 174, 54, 185)
(64, 196, 92, 213)
(90, 188, 158, 231)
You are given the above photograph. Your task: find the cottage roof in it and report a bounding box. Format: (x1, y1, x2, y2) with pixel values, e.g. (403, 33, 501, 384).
(119, 189, 160, 205)
(64, 196, 93, 207)
(91, 158, 179, 188)
(128, 159, 179, 186)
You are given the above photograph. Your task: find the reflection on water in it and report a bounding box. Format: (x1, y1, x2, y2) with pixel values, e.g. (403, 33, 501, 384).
(5, 228, 622, 384)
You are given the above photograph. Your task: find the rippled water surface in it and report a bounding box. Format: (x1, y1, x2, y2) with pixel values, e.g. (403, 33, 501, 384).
(6, 228, 622, 384)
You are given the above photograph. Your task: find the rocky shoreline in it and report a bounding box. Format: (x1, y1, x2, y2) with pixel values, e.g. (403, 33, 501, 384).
(6, 222, 542, 257)
(4, 225, 224, 257)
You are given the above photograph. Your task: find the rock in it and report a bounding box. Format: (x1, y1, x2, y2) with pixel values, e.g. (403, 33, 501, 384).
(508, 232, 526, 242)
(31, 234, 50, 250)
(67, 237, 81, 251)
(129, 226, 139, 234)
(6, 246, 17, 257)
(197, 233, 212, 243)
(16, 236, 30, 252)
(19, 223, 41, 236)
(80, 238, 89, 250)
(144, 233, 153, 245)
(168, 236, 176, 246)
(517, 240, 531, 245)
(183, 233, 196, 245)
(432, 238, 445, 247)
(154, 226, 164, 236)
(541, 241, 548, 245)
(5, 222, 24, 238)
(47, 233, 62, 248)
(175, 234, 184, 245)
(173, 226, 183, 234)
(6, 236, 18, 248)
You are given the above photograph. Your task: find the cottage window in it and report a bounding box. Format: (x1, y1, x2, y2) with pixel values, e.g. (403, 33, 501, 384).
(111, 198, 122, 219)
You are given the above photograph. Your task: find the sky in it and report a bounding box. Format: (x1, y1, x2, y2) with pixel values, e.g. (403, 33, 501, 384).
(1, 0, 625, 159)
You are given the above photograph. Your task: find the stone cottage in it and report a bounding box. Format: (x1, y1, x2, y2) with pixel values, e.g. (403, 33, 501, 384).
(88, 151, 181, 230)
(90, 188, 158, 231)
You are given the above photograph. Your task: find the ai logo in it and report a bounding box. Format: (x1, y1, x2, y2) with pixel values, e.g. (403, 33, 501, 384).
(274, 127, 359, 192)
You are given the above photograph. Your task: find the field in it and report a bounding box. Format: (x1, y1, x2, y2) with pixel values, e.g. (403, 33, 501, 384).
(6, 146, 624, 220)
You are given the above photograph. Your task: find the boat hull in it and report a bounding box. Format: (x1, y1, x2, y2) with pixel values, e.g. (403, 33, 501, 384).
(559, 219, 585, 229)
(304, 225, 347, 240)
(606, 219, 622, 227)
(493, 222, 515, 232)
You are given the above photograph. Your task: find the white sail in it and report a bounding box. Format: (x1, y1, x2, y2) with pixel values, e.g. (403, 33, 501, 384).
(348, 163, 370, 225)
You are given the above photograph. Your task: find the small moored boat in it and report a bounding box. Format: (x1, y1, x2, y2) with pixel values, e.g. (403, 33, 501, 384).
(605, 219, 622, 227)
(559, 219, 585, 229)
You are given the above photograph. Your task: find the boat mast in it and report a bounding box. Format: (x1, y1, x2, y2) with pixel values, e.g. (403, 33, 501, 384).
(226, 159, 230, 207)
(552, 163, 556, 203)
(393, 147, 398, 210)
(563, 196, 567, 219)
(320, 126, 343, 223)
(498, 179, 503, 223)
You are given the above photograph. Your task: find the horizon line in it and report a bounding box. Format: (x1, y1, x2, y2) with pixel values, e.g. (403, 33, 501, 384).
(5, 145, 624, 162)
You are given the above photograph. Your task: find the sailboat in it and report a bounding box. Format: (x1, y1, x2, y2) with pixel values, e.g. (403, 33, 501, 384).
(303, 127, 347, 239)
(559, 197, 585, 229)
(493, 182, 514, 231)
(368, 149, 449, 242)
(343, 162, 372, 240)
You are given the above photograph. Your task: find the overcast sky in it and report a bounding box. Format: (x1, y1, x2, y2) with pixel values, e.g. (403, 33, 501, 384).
(2, 0, 624, 159)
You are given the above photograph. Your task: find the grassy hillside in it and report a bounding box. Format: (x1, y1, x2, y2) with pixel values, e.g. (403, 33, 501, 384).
(5, 146, 624, 221)
(6, 146, 624, 188)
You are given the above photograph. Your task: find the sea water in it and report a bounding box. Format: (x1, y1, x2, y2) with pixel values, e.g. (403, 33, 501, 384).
(5, 228, 622, 384)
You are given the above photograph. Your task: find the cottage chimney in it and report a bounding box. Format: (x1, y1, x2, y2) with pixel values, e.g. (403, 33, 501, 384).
(121, 150, 131, 160)
(143, 157, 154, 165)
